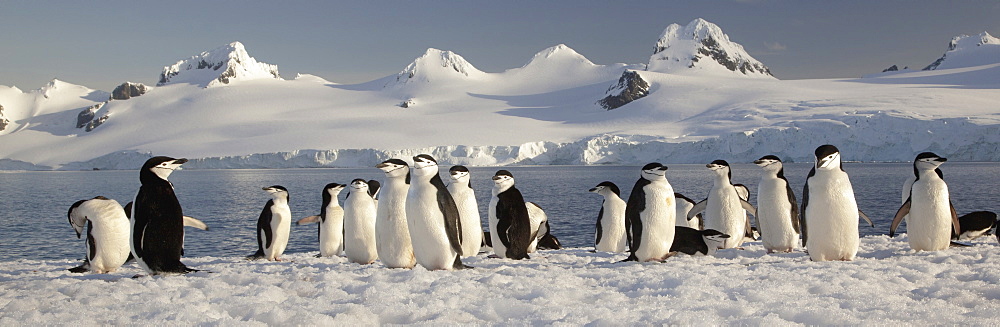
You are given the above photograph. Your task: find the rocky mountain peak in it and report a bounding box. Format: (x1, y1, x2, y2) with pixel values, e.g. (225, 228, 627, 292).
(158, 41, 281, 88)
(648, 18, 773, 78)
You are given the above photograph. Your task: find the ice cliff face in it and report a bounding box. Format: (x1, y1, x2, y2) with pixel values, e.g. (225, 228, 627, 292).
(597, 70, 650, 110)
(389, 48, 486, 85)
(158, 42, 281, 87)
(923, 32, 1000, 70)
(648, 18, 773, 78)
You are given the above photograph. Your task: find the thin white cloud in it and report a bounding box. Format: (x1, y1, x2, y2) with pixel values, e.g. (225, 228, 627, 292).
(764, 41, 787, 52)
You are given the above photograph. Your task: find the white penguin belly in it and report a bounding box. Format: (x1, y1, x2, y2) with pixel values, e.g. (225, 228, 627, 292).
(906, 179, 952, 251)
(266, 205, 291, 260)
(87, 200, 131, 273)
(344, 199, 378, 264)
(450, 187, 482, 257)
(674, 200, 699, 229)
(805, 174, 859, 261)
(757, 179, 798, 253)
(376, 184, 415, 268)
(636, 184, 676, 261)
(319, 205, 344, 257)
(487, 197, 506, 258)
(597, 199, 627, 253)
(407, 189, 457, 270)
(703, 187, 746, 249)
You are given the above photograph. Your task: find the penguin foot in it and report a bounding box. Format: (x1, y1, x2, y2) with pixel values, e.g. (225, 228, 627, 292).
(487, 254, 501, 259)
(950, 241, 973, 247)
(67, 263, 89, 273)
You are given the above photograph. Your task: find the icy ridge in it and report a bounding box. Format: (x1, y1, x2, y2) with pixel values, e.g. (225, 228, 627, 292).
(648, 18, 773, 78)
(924, 32, 1000, 71)
(158, 42, 281, 87)
(390, 48, 486, 85)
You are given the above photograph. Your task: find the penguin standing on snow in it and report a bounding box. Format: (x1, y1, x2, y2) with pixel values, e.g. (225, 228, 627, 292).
(375, 159, 416, 269)
(488, 170, 532, 260)
(687, 160, 757, 249)
(130, 156, 197, 275)
(344, 179, 379, 264)
(406, 155, 468, 270)
(624, 163, 676, 262)
(248, 186, 292, 261)
(448, 165, 483, 257)
(753, 155, 800, 253)
(801, 145, 873, 261)
(67, 196, 131, 273)
(590, 181, 628, 253)
(890, 152, 961, 251)
(297, 183, 346, 257)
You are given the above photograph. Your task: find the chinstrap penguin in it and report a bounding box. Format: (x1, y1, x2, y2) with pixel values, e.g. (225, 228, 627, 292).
(687, 160, 757, 249)
(248, 185, 292, 261)
(406, 155, 468, 270)
(674, 192, 702, 230)
(130, 156, 197, 275)
(890, 152, 960, 251)
(590, 181, 628, 253)
(525, 202, 560, 251)
(953, 211, 997, 241)
(671, 227, 730, 256)
(344, 179, 379, 265)
(448, 165, 483, 257)
(624, 163, 677, 262)
(488, 170, 532, 260)
(297, 183, 346, 257)
(67, 197, 131, 273)
(801, 145, 865, 261)
(753, 155, 801, 253)
(375, 159, 416, 268)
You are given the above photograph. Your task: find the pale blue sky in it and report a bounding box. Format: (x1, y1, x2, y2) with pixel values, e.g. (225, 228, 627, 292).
(1, 1, 997, 91)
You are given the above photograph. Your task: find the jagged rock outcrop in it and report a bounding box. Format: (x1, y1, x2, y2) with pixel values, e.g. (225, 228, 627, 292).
(648, 18, 773, 78)
(597, 71, 649, 110)
(76, 103, 108, 131)
(110, 82, 148, 100)
(158, 42, 281, 88)
(923, 32, 1000, 70)
(882, 65, 900, 72)
(0, 104, 8, 132)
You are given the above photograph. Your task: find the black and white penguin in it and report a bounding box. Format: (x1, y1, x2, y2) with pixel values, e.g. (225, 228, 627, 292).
(670, 227, 730, 256)
(753, 155, 801, 253)
(447, 165, 483, 257)
(297, 183, 346, 257)
(674, 192, 702, 230)
(801, 145, 865, 261)
(624, 163, 677, 262)
(525, 202, 561, 251)
(687, 160, 757, 249)
(406, 155, 468, 270)
(890, 152, 961, 251)
(248, 185, 292, 261)
(344, 179, 379, 265)
(130, 156, 196, 275)
(953, 211, 997, 241)
(734, 184, 759, 244)
(375, 159, 416, 268)
(67, 196, 131, 273)
(590, 181, 628, 253)
(488, 170, 532, 260)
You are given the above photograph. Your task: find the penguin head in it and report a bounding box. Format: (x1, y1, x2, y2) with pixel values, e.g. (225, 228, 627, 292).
(914, 152, 947, 171)
(814, 145, 841, 171)
(411, 154, 439, 177)
(449, 165, 472, 186)
(754, 155, 783, 170)
(367, 180, 381, 199)
(701, 229, 731, 248)
(348, 179, 369, 192)
(262, 185, 289, 200)
(141, 156, 188, 183)
(640, 163, 668, 181)
(589, 181, 621, 197)
(323, 183, 346, 203)
(492, 170, 515, 192)
(707, 160, 731, 180)
(67, 199, 89, 239)
(376, 159, 410, 180)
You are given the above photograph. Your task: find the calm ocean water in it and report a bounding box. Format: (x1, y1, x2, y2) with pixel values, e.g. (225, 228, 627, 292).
(1, 163, 997, 262)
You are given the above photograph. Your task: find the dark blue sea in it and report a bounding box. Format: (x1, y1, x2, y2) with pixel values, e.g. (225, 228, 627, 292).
(2, 163, 997, 261)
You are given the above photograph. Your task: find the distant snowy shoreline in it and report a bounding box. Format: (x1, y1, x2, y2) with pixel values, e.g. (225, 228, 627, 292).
(2, 236, 998, 324)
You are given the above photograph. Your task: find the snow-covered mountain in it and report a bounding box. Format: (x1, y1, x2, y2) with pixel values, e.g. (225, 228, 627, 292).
(0, 20, 998, 170)
(647, 18, 773, 78)
(923, 32, 1000, 70)
(158, 41, 281, 88)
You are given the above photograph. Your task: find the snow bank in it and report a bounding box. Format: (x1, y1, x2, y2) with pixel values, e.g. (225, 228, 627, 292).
(1, 236, 998, 324)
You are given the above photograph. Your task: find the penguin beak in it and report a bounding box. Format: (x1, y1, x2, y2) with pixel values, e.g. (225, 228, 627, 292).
(937, 157, 948, 163)
(588, 187, 598, 192)
(174, 158, 188, 165)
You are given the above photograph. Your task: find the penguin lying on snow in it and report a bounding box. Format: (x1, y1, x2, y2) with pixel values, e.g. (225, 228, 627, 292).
(671, 227, 731, 256)
(953, 211, 997, 242)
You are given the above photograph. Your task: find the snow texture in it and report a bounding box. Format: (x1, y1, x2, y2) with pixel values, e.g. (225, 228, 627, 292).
(1, 236, 998, 325)
(0, 20, 998, 170)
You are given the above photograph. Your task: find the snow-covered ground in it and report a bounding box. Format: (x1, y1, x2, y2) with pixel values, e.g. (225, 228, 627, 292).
(2, 236, 998, 325)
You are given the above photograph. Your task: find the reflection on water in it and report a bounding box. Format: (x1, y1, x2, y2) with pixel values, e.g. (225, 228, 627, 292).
(1, 163, 997, 261)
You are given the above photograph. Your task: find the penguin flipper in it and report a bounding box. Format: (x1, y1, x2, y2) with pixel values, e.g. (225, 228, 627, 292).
(786, 183, 801, 234)
(744, 217, 756, 241)
(858, 210, 874, 228)
(687, 200, 708, 221)
(949, 202, 961, 238)
(297, 215, 321, 225)
(889, 199, 911, 237)
(740, 199, 757, 217)
(183, 216, 209, 230)
(800, 176, 811, 247)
